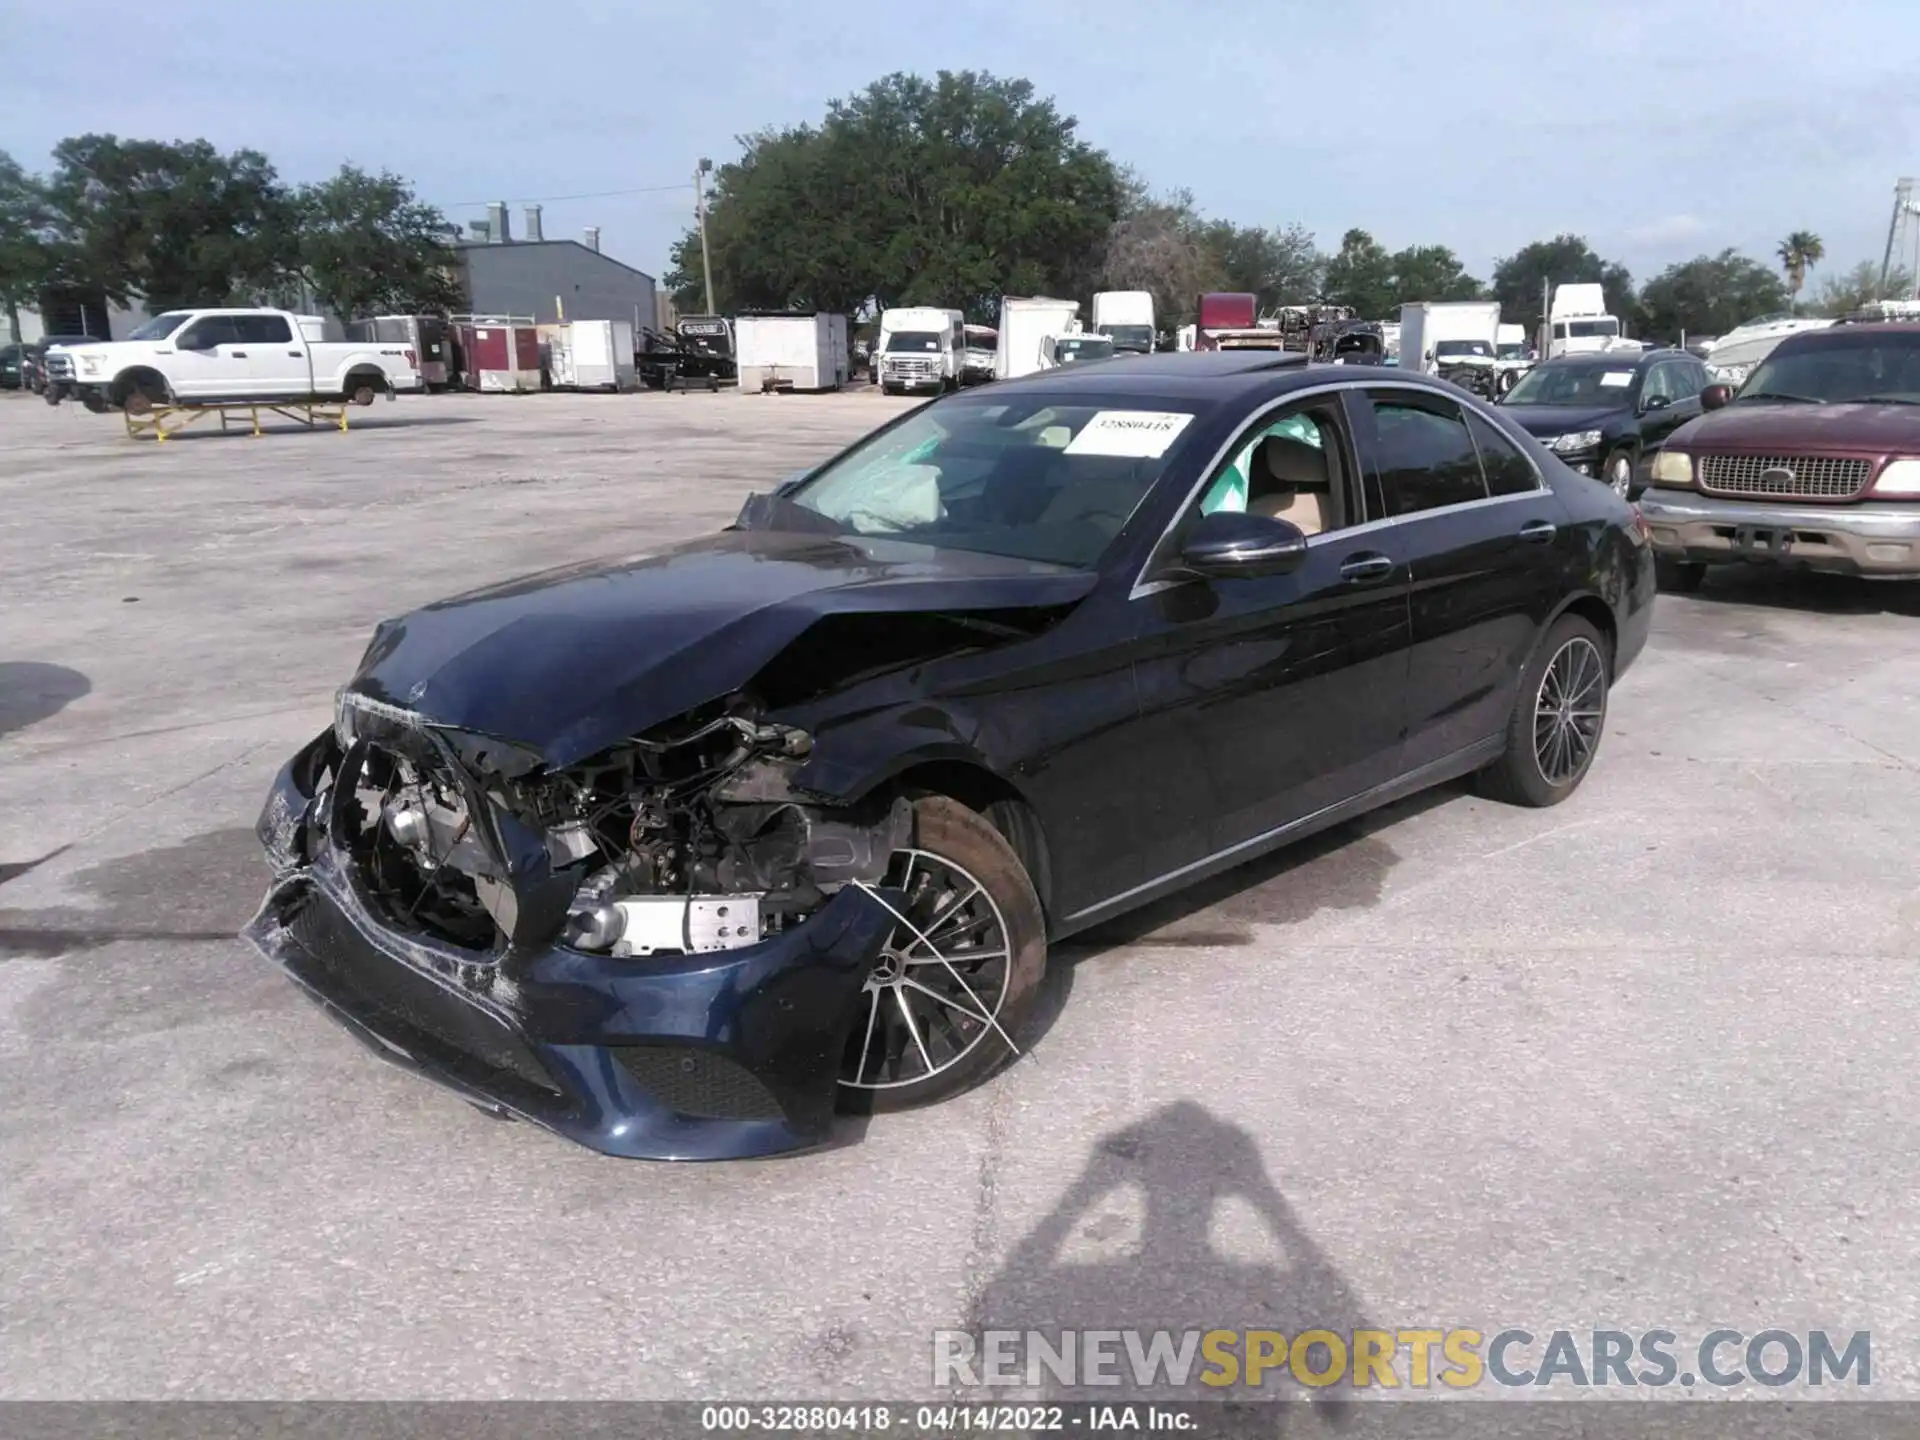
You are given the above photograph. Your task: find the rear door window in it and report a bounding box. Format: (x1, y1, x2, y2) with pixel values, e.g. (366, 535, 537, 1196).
(1360, 392, 1489, 517)
(235, 314, 293, 345)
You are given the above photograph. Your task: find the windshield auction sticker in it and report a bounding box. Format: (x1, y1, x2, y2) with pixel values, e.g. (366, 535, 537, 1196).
(1066, 410, 1195, 458)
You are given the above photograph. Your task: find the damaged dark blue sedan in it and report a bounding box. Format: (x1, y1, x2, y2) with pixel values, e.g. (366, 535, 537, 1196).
(245, 353, 1655, 1160)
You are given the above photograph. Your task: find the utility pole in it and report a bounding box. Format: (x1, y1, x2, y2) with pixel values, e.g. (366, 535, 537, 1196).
(695, 158, 718, 316)
(1879, 178, 1917, 303)
(1539, 276, 1550, 358)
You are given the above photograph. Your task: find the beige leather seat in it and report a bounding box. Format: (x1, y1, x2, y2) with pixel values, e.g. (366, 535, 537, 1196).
(1247, 433, 1332, 535)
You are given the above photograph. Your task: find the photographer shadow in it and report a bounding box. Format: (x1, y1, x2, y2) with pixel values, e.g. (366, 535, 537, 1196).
(966, 1100, 1372, 1432)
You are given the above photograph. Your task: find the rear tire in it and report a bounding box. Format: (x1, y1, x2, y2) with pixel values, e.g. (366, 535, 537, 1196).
(836, 796, 1048, 1114)
(1475, 615, 1611, 808)
(1655, 557, 1707, 593)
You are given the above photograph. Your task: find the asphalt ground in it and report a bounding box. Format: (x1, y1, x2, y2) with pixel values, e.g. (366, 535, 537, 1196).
(2, 386, 1917, 1403)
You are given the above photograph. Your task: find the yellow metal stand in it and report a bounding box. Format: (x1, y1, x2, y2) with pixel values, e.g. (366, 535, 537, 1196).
(123, 399, 352, 442)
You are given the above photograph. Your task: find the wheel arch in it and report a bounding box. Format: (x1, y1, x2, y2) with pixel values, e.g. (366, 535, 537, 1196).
(109, 366, 170, 405)
(1544, 589, 1619, 667)
(827, 747, 1055, 924)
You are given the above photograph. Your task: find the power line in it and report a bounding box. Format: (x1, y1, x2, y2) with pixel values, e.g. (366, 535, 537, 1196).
(443, 182, 692, 208)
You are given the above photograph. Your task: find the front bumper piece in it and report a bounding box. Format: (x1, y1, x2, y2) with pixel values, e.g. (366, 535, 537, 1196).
(242, 732, 897, 1160)
(1638, 489, 1920, 578)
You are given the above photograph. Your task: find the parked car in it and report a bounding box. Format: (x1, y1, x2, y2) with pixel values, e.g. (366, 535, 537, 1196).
(244, 352, 1654, 1161)
(1500, 348, 1713, 499)
(23, 334, 109, 398)
(45, 309, 421, 413)
(0, 342, 28, 389)
(1639, 322, 1920, 590)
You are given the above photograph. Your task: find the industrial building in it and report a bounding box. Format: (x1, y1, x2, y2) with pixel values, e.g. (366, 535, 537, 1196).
(457, 203, 658, 331)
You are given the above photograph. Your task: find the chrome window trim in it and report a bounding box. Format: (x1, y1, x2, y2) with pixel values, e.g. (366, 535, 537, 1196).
(1128, 377, 1548, 600)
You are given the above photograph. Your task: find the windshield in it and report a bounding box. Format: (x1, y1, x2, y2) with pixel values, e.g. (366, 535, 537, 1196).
(128, 312, 190, 340)
(1099, 324, 1154, 350)
(1054, 338, 1114, 362)
(1435, 340, 1493, 359)
(1504, 362, 1639, 405)
(772, 395, 1200, 568)
(1555, 319, 1620, 339)
(885, 331, 942, 353)
(1739, 333, 1920, 404)
(965, 333, 998, 354)
(1497, 343, 1527, 359)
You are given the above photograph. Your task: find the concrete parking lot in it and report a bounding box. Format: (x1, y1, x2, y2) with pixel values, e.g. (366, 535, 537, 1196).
(3, 387, 1918, 1402)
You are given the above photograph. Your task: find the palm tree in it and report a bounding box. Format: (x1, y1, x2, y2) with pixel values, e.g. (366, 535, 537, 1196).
(1777, 231, 1826, 313)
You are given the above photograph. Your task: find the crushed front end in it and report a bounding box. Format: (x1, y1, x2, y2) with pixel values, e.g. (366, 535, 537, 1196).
(242, 693, 903, 1160)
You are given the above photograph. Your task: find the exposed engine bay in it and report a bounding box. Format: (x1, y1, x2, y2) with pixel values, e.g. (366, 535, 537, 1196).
(334, 693, 910, 960)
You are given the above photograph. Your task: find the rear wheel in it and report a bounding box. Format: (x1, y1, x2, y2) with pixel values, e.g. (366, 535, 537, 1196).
(348, 377, 381, 407)
(836, 797, 1047, 1113)
(1476, 615, 1611, 808)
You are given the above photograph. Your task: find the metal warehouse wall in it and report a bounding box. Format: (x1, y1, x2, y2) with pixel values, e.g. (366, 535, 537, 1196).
(460, 241, 659, 329)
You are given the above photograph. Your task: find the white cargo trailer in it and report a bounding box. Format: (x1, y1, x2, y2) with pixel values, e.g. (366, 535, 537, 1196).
(548, 320, 636, 391)
(736, 313, 849, 392)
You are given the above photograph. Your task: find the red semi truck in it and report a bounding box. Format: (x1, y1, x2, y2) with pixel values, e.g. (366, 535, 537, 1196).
(1194, 293, 1283, 352)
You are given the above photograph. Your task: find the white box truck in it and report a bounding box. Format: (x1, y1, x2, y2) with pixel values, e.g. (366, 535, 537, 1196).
(1399, 301, 1501, 387)
(1547, 282, 1626, 358)
(1091, 290, 1155, 353)
(735, 313, 849, 392)
(876, 306, 963, 394)
(995, 297, 1081, 380)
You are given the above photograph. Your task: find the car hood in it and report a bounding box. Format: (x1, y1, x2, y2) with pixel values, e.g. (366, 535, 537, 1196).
(345, 526, 1098, 770)
(1502, 403, 1625, 437)
(1670, 401, 1920, 455)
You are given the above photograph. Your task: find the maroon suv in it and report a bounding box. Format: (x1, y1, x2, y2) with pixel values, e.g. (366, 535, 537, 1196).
(1639, 322, 1920, 589)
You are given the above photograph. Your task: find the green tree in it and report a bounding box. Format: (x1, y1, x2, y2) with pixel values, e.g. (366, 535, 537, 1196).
(1776, 230, 1825, 312)
(1490, 234, 1637, 335)
(1811, 258, 1916, 316)
(0, 150, 57, 342)
(1321, 229, 1395, 316)
(43, 135, 295, 310)
(1638, 250, 1789, 338)
(1196, 219, 1323, 311)
(1386, 243, 1484, 307)
(1100, 186, 1211, 330)
(666, 71, 1125, 322)
(293, 165, 464, 320)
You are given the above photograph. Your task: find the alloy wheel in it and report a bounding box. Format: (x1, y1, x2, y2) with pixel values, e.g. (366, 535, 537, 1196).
(1533, 636, 1606, 786)
(1607, 455, 1632, 498)
(840, 847, 1013, 1091)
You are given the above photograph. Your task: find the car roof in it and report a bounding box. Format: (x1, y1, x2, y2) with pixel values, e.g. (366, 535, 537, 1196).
(1533, 348, 1687, 368)
(1778, 321, 1920, 343)
(982, 350, 1313, 400)
(970, 352, 1492, 408)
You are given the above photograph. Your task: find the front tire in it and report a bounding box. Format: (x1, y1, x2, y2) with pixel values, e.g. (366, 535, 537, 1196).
(1603, 448, 1635, 499)
(836, 796, 1047, 1113)
(1476, 615, 1611, 808)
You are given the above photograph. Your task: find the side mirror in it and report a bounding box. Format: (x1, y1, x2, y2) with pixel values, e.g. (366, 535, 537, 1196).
(1167, 511, 1309, 582)
(1700, 383, 1733, 411)
(1641, 394, 1671, 412)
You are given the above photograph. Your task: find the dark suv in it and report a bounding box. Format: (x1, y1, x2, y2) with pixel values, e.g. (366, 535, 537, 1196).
(1499, 347, 1712, 499)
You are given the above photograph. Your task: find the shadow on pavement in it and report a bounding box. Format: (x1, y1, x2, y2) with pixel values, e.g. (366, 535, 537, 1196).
(0, 661, 91, 740)
(1684, 566, 1920, 617)
(966, 1099, 1370, 1428)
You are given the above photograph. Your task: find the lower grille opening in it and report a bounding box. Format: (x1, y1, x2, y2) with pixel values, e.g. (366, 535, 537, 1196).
(615, 1047, 785, 1122)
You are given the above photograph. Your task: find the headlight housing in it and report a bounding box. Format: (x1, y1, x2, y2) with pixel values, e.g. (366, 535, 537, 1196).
(1871, 458, 1920, 496)
(1650, 450, 1694, 487)
(1550, 429, 1603, 454)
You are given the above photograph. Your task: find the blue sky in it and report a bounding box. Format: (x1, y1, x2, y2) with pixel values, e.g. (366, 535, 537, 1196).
(7, 0, 1916, 291)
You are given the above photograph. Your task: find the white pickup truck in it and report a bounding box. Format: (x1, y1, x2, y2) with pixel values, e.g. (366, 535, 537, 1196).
(46, 308, 423, 413)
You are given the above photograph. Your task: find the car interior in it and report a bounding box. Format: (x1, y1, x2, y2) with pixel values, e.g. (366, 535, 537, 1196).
(1199, 407, 1353, 537)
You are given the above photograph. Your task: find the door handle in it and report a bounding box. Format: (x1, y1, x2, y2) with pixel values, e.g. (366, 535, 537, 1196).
(230, 350, 249, 358)
(1339, 552, 1395, 583)
(1519, 520, 1557, 544)
(288, 350, 303, 357)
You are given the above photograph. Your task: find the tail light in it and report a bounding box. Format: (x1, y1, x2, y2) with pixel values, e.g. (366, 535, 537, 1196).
(1628, 505, 1652, 545)
(403, 348, 417, 367)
